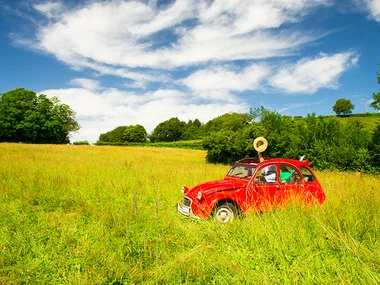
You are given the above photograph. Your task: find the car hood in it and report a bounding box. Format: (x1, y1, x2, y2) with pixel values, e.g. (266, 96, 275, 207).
(189, 179, 247, 196)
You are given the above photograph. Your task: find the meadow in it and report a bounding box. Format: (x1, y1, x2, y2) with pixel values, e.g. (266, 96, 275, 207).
(0, 143, 379, 284)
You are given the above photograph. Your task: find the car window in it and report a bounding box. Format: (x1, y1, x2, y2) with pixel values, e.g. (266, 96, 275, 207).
(280, 164, 301, 183)
(255, 164, 277, 184)
(300, 166, 315, 182)
(227, 165, 256, 178)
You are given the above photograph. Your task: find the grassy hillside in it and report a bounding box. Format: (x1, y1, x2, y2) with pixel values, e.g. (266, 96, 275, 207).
(294, 112, 380, 132)
(0, 143, 379, 284)
(339, 113, 380, 131)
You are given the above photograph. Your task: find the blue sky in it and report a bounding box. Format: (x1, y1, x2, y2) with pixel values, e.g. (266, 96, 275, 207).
(1, 0, 380, 143)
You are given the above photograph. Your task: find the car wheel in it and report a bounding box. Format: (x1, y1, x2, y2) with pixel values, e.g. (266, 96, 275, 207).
(214, 202, 237, 223)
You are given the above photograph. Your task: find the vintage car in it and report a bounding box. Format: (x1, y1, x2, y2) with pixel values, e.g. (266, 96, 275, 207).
(177, 157, 326, 222)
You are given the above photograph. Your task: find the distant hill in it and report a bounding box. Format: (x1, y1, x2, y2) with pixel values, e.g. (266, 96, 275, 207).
(293, 112, 380, 132)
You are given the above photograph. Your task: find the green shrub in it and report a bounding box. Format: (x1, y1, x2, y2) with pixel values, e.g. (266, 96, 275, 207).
(73, 140, 90, 145)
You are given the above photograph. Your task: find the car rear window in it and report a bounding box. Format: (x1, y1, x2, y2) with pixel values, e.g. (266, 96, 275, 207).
(300, 166, 315, 182)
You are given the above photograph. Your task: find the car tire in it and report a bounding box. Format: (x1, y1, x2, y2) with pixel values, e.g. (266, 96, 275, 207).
(214, 202, 237, 223)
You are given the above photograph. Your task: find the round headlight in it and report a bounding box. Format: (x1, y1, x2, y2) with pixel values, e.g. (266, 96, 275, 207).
(197, 191, 203, 200)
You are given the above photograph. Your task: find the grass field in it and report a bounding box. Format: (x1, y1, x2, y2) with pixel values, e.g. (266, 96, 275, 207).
(0, 143, 379, 284)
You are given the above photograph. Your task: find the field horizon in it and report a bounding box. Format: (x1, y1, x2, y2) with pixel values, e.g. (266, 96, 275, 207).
(0, 143, 379, 284)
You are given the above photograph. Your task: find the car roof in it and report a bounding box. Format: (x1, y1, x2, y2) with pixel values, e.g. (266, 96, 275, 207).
(260, 158, 311, 168)
(234, 157, 311, 168)
(236, 157, 260, 164)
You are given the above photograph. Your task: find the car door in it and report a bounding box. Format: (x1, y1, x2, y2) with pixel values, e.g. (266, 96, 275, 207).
(247, 163, 282, 211)
(278, 164, 304, 203)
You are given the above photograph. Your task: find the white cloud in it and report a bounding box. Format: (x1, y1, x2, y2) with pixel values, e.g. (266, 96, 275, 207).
(75, 61, 171, 89)
(32, 0, 329, 75)
(69, 78, 100, 90)
(33, 1, 64, 19)
(181, 64, 270, 93)
(364, 0, 380, 22)
(198, 0, 330, 34)
(269, 52, 359, 93)
(344, 0, 380, 23)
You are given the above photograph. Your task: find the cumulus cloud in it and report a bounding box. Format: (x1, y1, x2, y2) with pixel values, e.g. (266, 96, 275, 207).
(32, 0, 330, 74)
(269, 52, 359, 93)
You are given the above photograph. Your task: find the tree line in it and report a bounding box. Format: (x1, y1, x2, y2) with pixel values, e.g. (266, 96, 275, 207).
(97, 109, 380, 172)
(96, 113, 251, 144)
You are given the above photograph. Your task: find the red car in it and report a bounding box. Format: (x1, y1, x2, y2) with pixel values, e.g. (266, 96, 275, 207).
(177, 157, 326, 222)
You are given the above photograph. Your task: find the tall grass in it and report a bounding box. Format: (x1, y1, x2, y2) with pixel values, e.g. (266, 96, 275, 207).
(0, 143, 379, 284)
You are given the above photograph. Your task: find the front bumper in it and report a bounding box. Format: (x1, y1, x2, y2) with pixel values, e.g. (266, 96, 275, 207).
(177, 201, 200, 220)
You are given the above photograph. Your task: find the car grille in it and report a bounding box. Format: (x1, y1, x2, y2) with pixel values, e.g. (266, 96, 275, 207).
(183, 197, 191, 207)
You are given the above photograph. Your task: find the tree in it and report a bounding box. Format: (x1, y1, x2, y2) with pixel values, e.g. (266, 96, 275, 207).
(124, 125, 147, 142)
(0, 88, 37, 142)
(149, 117, 186, 142)
(97, 125, 147, 143)
(0, 88, 80, 144)
(370, 66, 380, 110)
(332, 98, 355, 116)
(181, 119, 203, 140)
(369, 123, 380, 169)
(372, 93, 380, 110)
(202, 130, 240, 164)
(98, 126, 128, 143)
(202, 112, 252, 135)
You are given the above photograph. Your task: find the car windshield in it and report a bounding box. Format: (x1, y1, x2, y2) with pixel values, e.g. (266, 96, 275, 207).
(227, 165, 256, 178)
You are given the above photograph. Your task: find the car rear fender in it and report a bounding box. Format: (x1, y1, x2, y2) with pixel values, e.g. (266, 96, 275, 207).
(304, 183, 326, 204)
